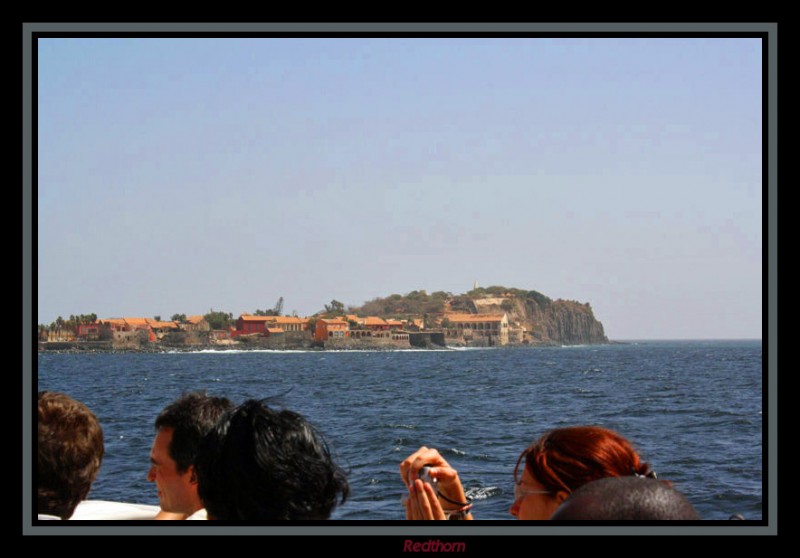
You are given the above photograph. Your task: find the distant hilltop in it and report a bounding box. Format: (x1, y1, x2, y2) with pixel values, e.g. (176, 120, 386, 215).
(349, 286, 608, 346)
(38, 285, 608, 351)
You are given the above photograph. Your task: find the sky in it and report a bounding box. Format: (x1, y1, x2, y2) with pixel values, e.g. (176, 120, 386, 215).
(35, 37, 763, 340)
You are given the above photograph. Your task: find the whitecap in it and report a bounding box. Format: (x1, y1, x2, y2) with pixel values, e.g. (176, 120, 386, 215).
(466, 486, 501, 500)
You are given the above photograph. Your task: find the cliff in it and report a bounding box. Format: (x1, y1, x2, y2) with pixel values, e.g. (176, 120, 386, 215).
(471, 294, 608, 346)
(351, 286, 609, 346)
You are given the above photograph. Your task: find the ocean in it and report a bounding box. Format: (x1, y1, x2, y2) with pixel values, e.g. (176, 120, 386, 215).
(35, 339, 763, 521)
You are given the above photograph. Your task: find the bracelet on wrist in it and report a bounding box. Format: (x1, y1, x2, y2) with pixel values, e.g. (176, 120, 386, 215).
(443, 503, 473, 520)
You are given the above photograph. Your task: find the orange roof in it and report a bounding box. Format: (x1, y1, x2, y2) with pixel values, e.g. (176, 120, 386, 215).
(146, 319, 178, 329)
(98, 317, 154, 330)
(444, 313, 506, 323)
(186, 315, 205, 324)
(385, 319, 404, 326)
(266, 327, 285, 333)
(364, 317, 387, 326)
(239, 315, 272, 322)
(319, 318, 348, 325)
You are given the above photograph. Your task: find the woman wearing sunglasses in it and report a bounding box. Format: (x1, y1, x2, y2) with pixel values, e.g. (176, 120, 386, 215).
(400, 425, 655, 520)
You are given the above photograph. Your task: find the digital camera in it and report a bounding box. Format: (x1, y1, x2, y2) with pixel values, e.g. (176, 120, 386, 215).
(418, 466, 438, 491)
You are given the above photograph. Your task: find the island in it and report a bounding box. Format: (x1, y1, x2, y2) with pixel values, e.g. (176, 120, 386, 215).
(37, 286, 608, 352)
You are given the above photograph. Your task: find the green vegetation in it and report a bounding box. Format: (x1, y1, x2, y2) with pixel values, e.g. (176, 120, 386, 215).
(348, 285, 551, 319)
(204, 309, 234, 330)
(171, 313, 188, 322)
(467, 285, 551, 305)
(321, 299, 345, 317)
(448, 294, 475, 313)
(39, 313, 98, 331)
(354, 290, 451, 318)
(254, 296, 284, 316)
(253, 308, 280, 316)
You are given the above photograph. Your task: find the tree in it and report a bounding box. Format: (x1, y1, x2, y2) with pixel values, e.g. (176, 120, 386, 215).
(153, 315, 162, 322)
(323, 299, 345, 316)
(205, 309, 234, 330)
(423, 313, 440, 329)
(171, 313, 187, 322)
(273, 296, 284, 316)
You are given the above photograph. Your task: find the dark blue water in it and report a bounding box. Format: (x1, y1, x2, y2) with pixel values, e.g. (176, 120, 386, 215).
(36, 340, 763, 520)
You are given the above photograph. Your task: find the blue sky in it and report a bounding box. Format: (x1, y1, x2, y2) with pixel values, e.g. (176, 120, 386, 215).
(36, 37, 763, 339)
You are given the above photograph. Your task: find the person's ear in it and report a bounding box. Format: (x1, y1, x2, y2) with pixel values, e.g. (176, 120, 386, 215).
(189, 465, 197, 484)
(555, 490, 570, 505)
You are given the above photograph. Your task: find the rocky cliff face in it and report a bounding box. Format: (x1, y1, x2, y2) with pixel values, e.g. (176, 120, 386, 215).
(473, 295, 608, 346)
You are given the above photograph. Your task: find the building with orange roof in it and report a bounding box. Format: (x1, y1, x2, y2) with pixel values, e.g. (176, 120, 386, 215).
(183, 315, 211, 332)
(235, 314, 309, 336)
(363, 316, 389, 331)
(99, 317, 154, 330)
(99, 318, 130, 331)
(145, 319, 179, 340)
(314, 318, 349, 342)
(146, 319, 179, 330)
(265, 327, 285, 337)
(97, 317, 156, 342)
(75, 321, 111, 340)
(124, 317, 151, 329)
(269, 316, 307, 332)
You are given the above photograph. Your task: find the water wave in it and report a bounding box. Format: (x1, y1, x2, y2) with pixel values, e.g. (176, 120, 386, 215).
(444, 448, 467, 456)
(466, 486, 502, 500)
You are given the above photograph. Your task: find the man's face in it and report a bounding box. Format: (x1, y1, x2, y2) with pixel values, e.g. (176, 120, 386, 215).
(146, 427, 201, 514)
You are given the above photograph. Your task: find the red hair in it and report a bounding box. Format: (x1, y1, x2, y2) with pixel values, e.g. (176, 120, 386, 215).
(516, 426, 650, 495)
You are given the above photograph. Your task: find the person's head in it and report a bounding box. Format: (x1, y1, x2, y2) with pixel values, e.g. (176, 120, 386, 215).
(38, 391, 104, 519)
(510, 426, 652, 520)
(194, 399, 350, 521)
(550, 476, 700, 520)
(147, 391, 233, 515)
